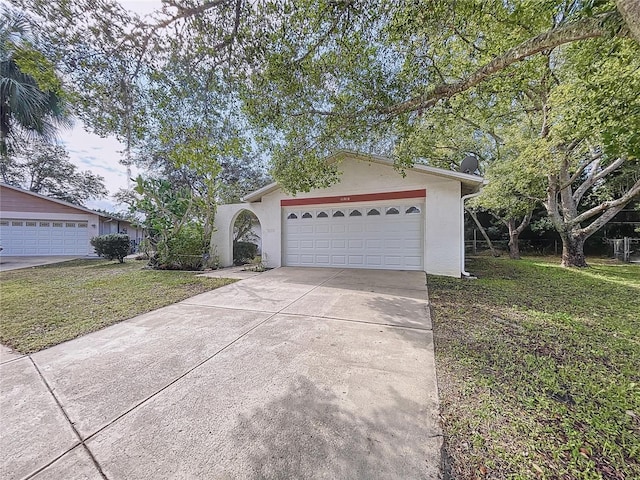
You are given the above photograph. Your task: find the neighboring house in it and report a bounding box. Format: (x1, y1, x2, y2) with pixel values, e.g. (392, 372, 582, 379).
(0, 183, 142, 256)
(213, 150, 485, 277)
(99, 216, 145, 248)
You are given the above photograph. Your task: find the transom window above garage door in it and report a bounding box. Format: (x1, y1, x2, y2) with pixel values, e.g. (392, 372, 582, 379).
(286, 204, 423, 220)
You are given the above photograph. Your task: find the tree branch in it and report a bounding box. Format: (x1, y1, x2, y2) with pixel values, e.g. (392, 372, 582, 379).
(151, 0, 232, 31)
(515, 211, 533, 235)
(566, 151, 602, 185)
(294, 17, 341, 64)
(383, 12, 622, 117)
(454, 114, 504, 144)
(571, 177, 640, 228)
(572, 156, 625, 204)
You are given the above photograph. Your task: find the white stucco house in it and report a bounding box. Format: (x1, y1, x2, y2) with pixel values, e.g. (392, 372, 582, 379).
(213, 151, 484, 277)
(0, 183, 144, 256)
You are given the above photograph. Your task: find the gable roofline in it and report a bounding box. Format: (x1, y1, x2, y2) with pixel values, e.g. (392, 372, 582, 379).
(0, 182, 116, 219)
(242, 149, 485, 202)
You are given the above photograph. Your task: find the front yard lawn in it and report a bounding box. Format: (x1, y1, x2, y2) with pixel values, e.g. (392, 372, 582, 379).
(0, 259, 235, 353)
(430, 256, 639, 480)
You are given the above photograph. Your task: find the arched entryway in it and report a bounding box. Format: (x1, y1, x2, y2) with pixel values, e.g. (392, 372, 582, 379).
(212, 203, 267, 268)
(232, 209, 262, 265)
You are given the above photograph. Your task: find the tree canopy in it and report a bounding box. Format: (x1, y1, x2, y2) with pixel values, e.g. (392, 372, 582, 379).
(0, 6, 70, 155)
(17, 1, 637, 184)
(13, 0, 640, 266)
(0, 138, 107, 205)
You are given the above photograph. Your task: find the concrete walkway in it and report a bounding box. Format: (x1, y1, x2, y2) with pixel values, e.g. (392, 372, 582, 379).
(0, 267, 441, 479)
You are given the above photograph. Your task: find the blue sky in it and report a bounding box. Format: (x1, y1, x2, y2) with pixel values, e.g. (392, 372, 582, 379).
(62, 1, 161, 211)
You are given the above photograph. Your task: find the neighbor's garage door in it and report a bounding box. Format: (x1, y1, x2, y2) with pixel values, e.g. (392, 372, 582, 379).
(0, 219, 90, 256)
(283, 202, 424, 270)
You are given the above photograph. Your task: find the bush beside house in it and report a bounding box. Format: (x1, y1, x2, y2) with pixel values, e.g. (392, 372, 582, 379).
(90, 234, 131, 263)
(233, 241, 258, 265)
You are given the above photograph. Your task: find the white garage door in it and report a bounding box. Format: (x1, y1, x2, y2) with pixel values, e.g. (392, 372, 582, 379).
(284, 202, 424, 270)
(0, 219, 90, 256)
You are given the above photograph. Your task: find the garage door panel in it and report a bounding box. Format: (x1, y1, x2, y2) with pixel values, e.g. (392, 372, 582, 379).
(385, 239, 403, 249)
(284, 202, 424, 271)
(384, 256, 402, 267)
(331, 255, 346, 265)
(300, 254, 314, 264)
(348, 255, 364, 266)
(331, 239, 346, 248)
(404, 256, 423, 267)
(365, 255, 383, 266)
(0, 219, 89, 256)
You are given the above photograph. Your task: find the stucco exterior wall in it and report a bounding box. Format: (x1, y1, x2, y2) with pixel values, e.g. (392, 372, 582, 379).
(212, 203, 272, 267)
(213, 156, 466, 276)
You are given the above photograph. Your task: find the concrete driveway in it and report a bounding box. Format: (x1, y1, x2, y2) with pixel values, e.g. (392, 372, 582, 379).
(0, 256, 84, 272)
(0, 267, 441, 479)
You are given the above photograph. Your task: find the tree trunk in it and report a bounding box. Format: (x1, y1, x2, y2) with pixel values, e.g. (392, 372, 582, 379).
(505, 214, 532, 260)
(507, 218, 521, 260)
(616, 0, 640, 45)
(466, 208, 500, 257)
(560, 234, 588, 267)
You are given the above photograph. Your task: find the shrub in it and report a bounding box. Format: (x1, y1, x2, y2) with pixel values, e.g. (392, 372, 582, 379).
(233, 241, 258, 265)
(160, 223, 207, 270)
(90, 234, 130, 263)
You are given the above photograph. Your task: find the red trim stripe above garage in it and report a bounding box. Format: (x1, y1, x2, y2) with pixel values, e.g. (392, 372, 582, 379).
(280, 189, 426, 207)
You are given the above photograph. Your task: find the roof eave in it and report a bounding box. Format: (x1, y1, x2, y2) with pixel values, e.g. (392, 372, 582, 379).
(0, 182, 107, 216)
(240, 149, 485, 202)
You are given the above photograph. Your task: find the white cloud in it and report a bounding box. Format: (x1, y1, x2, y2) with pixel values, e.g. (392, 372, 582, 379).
(61, 122, 139, 211)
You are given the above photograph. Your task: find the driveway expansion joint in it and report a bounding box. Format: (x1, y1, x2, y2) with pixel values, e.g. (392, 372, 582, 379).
(81, 269, 348, 444)
(27, 356, 109, 480)
(277, 311, 433, 331)
(0, 355, 26, 366)
(5, 267, 440, 478)
(179, 302, 278, 315)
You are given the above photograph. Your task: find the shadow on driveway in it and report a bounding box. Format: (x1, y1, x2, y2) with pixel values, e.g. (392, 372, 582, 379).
(232, 375, 441, 479)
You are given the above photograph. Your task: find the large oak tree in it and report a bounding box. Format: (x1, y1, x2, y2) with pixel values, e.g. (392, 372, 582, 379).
(15, 0, 640, 266)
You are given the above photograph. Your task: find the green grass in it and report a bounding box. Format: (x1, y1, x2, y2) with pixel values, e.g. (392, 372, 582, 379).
(429, 256, 639, 480)
(0, 259, 236, 353)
